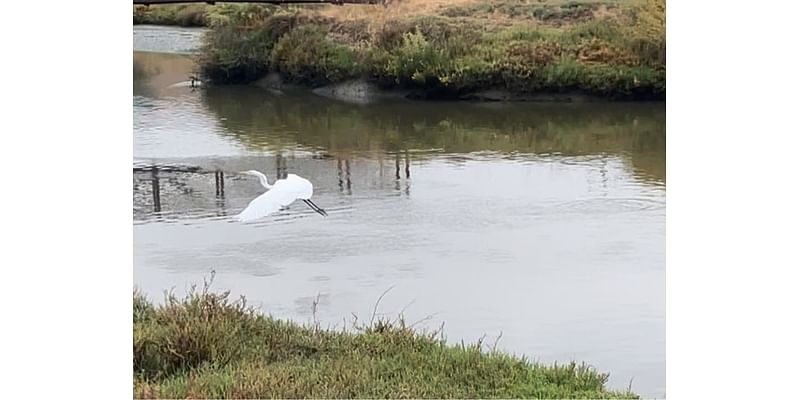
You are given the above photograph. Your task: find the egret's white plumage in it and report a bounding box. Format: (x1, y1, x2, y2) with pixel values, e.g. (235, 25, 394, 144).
(236, 171, 327, 222)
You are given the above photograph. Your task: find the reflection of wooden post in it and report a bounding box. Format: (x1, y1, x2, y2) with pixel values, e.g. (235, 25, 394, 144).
(601, 158, 608, 192)
(151, 167, 161, 213)
(276, 153, 283, 180)
(395, 153, 400, 180)
(405, 150, 410, 179)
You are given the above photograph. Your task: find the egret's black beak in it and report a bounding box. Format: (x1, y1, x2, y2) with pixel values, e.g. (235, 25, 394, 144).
(303, 199, 328, 217)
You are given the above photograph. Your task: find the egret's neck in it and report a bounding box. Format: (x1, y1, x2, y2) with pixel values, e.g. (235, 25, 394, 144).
(253, 171, 272, 189)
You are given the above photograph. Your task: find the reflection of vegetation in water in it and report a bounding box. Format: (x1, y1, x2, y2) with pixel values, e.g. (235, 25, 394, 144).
(133, 58, 159, 82)
(134, 52, 198, 97)
(627, 120, 665, 183)
(201, 86, 664, 182)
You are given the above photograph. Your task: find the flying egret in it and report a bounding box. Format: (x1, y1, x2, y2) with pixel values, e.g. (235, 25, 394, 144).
(236, 170, 327, 222)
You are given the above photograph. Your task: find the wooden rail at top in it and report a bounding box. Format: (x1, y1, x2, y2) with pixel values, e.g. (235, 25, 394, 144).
(134, 0, 384, 5)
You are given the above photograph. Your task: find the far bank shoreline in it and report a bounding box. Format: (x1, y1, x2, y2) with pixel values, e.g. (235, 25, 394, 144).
(135, 1, 666, 102)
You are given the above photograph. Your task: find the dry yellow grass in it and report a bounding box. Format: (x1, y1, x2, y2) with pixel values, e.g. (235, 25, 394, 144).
(316, 0, 480, 22)
(311, 0, 623, 31)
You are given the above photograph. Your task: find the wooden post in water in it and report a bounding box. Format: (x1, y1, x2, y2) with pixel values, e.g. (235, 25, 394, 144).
(337, 159, 343, 192)
(404, 151, 410, 196)
(394, 153, 401, 191)
(151, 167, 161, 213)
(345, 159, 352, 194)
(215, 170, 225, 198)
(214, 170, 226, 215)
(404, 149, 410, 179)
(276, 153, 287, 180)
(336, 158, 352, 194)
(215, 170, 220, 197)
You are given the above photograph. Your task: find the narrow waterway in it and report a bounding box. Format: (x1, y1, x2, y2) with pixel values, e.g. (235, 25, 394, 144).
(133, 25, 665, 398)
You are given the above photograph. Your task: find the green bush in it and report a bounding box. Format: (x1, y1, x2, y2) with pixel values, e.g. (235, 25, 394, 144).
(133, 288, 262, 379)
(271, 26, 360, 85)
(382, 32, 444, 85)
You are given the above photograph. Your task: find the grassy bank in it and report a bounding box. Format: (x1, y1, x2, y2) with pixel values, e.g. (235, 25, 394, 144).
(133, 5, 207, 27)
(188, 0, 665, 100)
(134, 287, 638, 398)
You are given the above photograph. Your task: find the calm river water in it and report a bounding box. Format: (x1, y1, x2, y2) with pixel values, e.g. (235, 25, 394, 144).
(133, 25, 665, 398)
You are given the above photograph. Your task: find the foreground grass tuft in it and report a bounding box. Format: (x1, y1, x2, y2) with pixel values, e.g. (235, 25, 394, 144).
(133, 286, 638, 398)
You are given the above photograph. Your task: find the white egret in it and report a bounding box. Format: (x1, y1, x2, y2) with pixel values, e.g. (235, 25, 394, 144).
(236, 170, 327, 222)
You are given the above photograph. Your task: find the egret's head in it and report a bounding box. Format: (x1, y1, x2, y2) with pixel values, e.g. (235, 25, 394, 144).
(239, 170, 260, 177)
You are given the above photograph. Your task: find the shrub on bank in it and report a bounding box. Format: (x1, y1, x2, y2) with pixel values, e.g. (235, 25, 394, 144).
(133, 5, 207, 27)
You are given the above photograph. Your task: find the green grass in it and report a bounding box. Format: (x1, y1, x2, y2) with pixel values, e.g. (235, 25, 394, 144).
(133, 286, 639, 398)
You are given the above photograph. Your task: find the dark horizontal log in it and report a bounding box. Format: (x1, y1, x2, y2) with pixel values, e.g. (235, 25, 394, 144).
(134, 0, 383, 5)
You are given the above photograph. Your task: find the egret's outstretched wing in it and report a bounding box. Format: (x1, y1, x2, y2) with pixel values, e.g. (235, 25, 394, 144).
(236, 188, 294, 222)
(236, 174, 314, 222)
(284, 174, 314, 198)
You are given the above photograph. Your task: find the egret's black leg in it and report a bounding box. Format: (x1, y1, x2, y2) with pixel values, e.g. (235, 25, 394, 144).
(303, 199, 328, 217)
